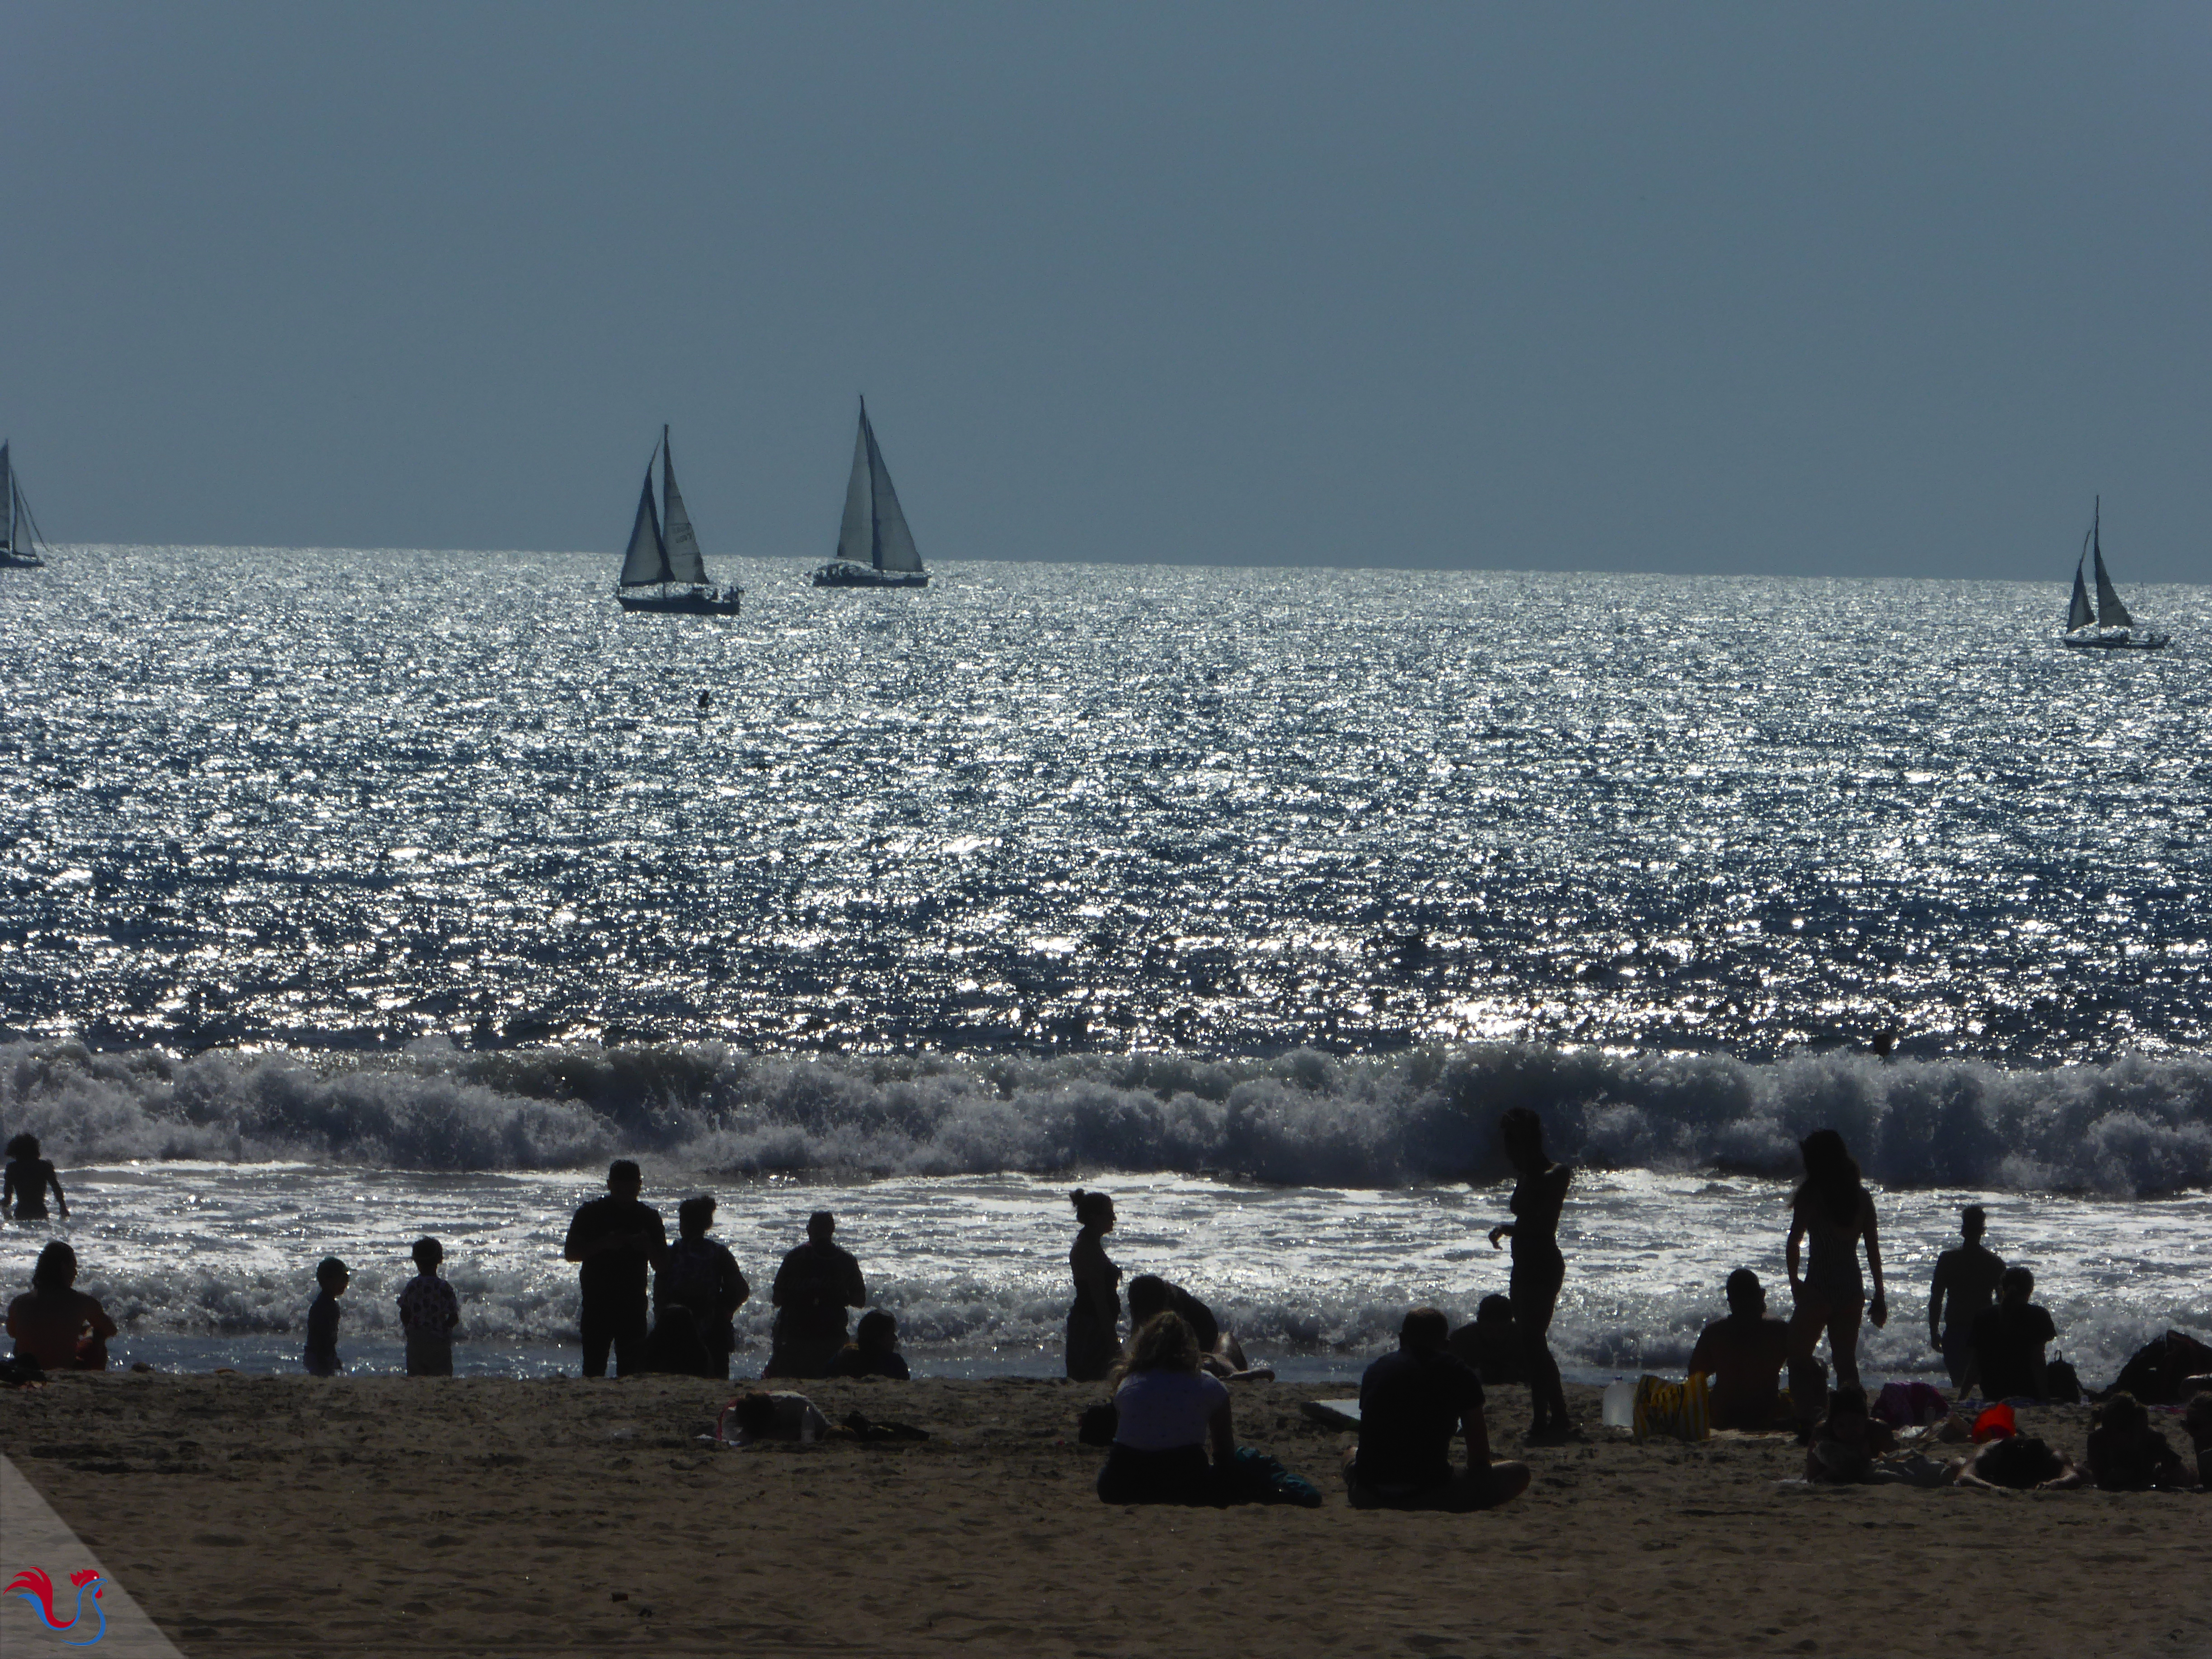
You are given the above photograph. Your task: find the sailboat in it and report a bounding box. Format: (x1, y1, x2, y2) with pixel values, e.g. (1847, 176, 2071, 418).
(812, 399, 929, 588)
(2061, 497, 2166, 650)
(615, 427, 742, 614)
(1, 441, 52, 569)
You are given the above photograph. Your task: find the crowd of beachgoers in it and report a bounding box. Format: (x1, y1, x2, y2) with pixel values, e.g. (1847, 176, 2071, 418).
(7, 1121, 2209, 1506)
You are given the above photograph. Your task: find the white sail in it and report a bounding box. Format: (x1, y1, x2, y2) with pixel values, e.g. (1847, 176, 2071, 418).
(659, 430, 708, 585)
(618, 461, 670, 586)
(862, 408, 924, 573)
(2092, 543, 2132, 629)
(834, 414, 874, 567)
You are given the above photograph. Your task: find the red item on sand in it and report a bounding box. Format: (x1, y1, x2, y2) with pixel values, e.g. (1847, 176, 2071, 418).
(1972, 1404, 2017, 1442)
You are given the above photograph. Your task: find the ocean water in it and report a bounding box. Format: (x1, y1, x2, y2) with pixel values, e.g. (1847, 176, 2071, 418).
(3, 548, 2208, 1382)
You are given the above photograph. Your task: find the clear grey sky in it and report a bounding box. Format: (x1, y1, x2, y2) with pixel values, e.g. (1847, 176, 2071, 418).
(5, 3, 2207, 579)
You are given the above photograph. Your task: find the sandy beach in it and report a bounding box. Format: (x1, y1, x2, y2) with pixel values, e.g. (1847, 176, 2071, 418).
(2, 1372, 2204, 1659)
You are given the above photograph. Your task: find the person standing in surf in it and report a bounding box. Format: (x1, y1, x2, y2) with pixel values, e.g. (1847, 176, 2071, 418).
(1785, 1128, 1886, 1436)
(1485, 1108, 1573, 1440)
(1064, 1188, 1121, 1382)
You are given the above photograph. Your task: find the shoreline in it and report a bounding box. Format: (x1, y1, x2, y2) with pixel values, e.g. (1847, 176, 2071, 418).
(5, 1373, 2204, 1658)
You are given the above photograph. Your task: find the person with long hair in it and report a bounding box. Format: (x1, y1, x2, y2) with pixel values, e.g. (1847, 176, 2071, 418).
(1786, 1128, 1886, 1434)
(1094, 1311, 1233, 1504)
(5, 1242, 117, 1372)
(1485, 1107, 1573, 1439)
(1064, 1188, 1121, 1381)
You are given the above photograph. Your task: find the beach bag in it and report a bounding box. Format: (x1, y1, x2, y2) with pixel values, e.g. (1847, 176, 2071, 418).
(1631, 1373, 1711, 1443)
(2045, 1359, 2082, 1405)
(1077, 1401, 1119, 1447)
(1225, 1446, 1324, 1508)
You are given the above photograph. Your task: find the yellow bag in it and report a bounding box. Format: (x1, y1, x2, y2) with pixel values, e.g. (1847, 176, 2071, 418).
(1631, 1372, 1712, 1443)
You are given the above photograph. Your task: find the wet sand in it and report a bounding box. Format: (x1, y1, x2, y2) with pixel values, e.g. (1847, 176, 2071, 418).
(2, 1373, 2204, 1657)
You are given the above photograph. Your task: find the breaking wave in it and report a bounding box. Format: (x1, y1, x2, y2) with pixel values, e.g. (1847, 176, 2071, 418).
(7, 1036, 2210, 1195)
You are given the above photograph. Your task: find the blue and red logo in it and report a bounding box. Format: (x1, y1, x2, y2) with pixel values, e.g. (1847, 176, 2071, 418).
(6, 1567, 107, 1645)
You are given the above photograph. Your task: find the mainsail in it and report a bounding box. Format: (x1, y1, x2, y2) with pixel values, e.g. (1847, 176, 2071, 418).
(2090, 501, 2133, 628)
(618, 462, 670, 586)
(659, 428, 708, 585)
(832, 401, 925, 573)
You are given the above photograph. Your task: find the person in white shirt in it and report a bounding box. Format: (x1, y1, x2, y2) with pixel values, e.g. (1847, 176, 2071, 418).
(1096, 1312, 1233, 1504)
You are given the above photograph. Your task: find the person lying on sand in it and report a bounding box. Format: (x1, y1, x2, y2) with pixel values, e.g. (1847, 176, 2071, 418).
(1689, 1269, 1794, 1431)
(2085, 1393, 2197, 1491)
(1344, 1307, 1531, 1511)
(1950, 1434, 2083, 1490)
(5, 1242, 117, 1372)
(1125, 1275, 1271, 1381)
(725, 1389, 832, 1446)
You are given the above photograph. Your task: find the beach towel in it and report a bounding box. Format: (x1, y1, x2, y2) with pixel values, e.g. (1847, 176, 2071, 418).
(1631, 1373, 1711, 1443)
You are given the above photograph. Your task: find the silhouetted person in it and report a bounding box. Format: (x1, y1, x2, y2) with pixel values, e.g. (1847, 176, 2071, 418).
(767, 1211, 866, 1379)
(1786, 1128, 1885, 1434)
(1096, 1312, 1233, 1505)
(643, 1302, 716, 1375)
(5, 1242, 116, 1372)
(303, 1255, 348, 1376)
(1126, 1274, 1265, 1380)
(1064, 1188, 1120, 1382)
(561, 1160, 668, 1378)
(1346, 1307, 1532, 1510)
(1803, 1384, 1898, 1483)
(1485, 1107, 1573, 1439)
(832, 1308, 912, 1378)
(1953, 1434, 2081, 1490)
(2183, 1392, 2212, 1489)
(2085, 1392, 2193, 1490)
(1927, 1204, 2005, 1389)
(4, 1134, 68, 1222)
(1447, 1294, 1525, 1385)
(398, 1236, 459, 1376)
(1689, 1269, 1793, 1430)
(656, 1194, 749, 1379)
(1969, 1266, 2055, 1401)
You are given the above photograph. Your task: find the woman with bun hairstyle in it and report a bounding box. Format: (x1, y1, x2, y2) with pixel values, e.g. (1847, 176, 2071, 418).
(1486, 1108, 1574, 1439)
(1064, 1188, 1121, 1381)
(1786, 1128, 1886, 1435)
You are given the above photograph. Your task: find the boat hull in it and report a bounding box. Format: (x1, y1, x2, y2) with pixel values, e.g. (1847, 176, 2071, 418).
(2062, 631, 2166, 650)
(617, 586, 742, 615)
(812, 562, 928, 589)
(1, 550, 45, 569)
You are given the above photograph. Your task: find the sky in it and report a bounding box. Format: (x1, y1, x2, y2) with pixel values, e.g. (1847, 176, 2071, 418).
(4, 3, 2207, 580)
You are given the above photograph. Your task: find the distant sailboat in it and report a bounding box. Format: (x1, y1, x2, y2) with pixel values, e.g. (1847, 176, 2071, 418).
(615, 427, 742, 614)
(2061, 497, 2166, 650)
(1, 441, 52, 569)
(812, 399, 929, 589)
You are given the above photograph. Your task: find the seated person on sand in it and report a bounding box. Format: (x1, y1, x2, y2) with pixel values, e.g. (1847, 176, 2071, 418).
(1345, 1307, 1532, 1512)
(1096, 1311, 1235, 1505)
(1688, 1269, 1794, 1430)
(832, 1309, 912, 1379)
(726, 1388, 833, 1446)
(5, 1242, 117, 1372)
(1125, 1275, 1271, 1382)
(1446, 1295, 1526, 1386)
(1952, 1433, 2082, 1491)
(1803, 1386, 1899, 1484)
(1967, 1267, 2056, 1401)
(2085, 1393, 2196, 1492)
(2187, 1391, 2212, 1489)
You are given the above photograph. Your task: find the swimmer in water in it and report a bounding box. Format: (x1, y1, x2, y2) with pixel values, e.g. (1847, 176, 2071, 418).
(4, 1134, 69, 1223)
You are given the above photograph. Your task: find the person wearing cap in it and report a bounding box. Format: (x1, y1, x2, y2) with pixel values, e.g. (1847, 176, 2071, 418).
(1688, 1269, 1795, 1430)
(1927, 1204, 2006, 1390)
(765, 1211, 867, 1379)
